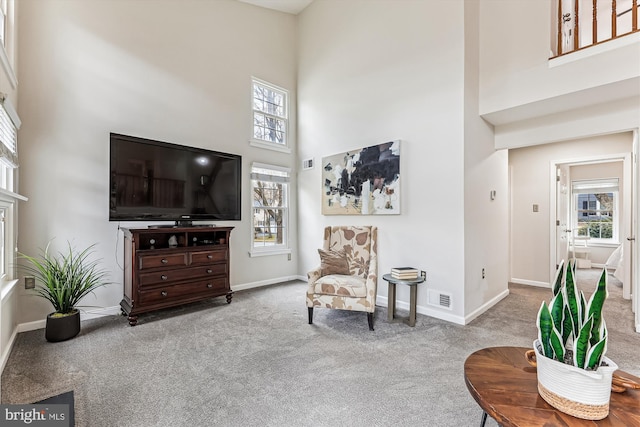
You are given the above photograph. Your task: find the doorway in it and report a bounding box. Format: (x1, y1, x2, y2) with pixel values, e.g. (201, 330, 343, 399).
(551, 150, 636, 331)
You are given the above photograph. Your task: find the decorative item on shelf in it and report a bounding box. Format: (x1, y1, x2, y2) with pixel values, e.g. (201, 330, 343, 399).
(149, 238, 156, 250)
(527, 259, 619, 420)
(391, 267, 419, 280)
(18, 242, 111, 342)
(168, 235, 178, 248)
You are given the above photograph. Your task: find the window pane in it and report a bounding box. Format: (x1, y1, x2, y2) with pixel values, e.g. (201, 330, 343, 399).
(575, 192, 615, 239)
(252, 79, 288, 147)
(252, 181, 283, 208)
(250, 162, 289, 250)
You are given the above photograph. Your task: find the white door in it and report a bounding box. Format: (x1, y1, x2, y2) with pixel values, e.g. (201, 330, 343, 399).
(556, 164, 571, 269)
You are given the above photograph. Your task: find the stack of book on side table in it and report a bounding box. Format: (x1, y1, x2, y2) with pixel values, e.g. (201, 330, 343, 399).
(391, 267, 419, 280)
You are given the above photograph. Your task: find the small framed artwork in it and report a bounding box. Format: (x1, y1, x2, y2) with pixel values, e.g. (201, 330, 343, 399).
(321, 140, 400, 215)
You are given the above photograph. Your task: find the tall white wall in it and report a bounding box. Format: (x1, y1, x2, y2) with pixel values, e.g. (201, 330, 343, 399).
(463, 0, 509, 320)
(297, 0, 470, 323)
(17, 0, 298, 324)
(509, 132, 632, 285)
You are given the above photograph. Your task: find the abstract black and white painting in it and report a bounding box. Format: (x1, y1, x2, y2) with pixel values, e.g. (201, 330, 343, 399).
(322, 140, 400, 215)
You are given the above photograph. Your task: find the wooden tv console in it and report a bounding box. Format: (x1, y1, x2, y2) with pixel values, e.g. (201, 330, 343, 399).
(120, 226, 233, 326)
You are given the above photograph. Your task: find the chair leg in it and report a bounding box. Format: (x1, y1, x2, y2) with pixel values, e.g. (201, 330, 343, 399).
(308, 307, 313, 324)
(367, 312, 374, 331)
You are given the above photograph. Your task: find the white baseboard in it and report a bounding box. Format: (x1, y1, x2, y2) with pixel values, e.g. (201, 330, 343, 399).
(376, 295, 467, 325)
(17, 305, 123, 333)
(232, 275, 305, 292)
(464, 289, 510, 324)
(510, 278, 550, 288)
(0, 327, 18, 376)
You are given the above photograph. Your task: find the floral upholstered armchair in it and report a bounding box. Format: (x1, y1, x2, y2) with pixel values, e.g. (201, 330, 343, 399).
(307, 226, 378, 330)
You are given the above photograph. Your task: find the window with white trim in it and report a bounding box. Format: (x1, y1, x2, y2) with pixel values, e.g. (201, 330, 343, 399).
(571, 178, 619, 243)
(251, 78, 288, 150)
(0, 95, 21, 293)
(250, 163, 290, 255)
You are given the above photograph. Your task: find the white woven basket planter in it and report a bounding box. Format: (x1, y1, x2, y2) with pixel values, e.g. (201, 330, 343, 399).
(533, 340, 618, 420)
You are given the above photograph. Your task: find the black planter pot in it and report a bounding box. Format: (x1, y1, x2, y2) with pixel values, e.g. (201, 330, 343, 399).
(45, 310, 80, 342)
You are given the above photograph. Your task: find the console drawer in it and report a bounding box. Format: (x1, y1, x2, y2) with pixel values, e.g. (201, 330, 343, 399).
(138, 278, 228, 305)
(190, 249, 227, 265)
(138, 264, 227, 286)
(138, 253, 188, 270)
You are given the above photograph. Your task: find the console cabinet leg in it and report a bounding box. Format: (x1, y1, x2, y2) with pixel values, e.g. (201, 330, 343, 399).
(226, 292, 233, 304)
(127, 315, 138, 326)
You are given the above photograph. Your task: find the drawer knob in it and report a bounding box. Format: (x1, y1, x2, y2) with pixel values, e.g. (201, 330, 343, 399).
(161, 291, 168, 297)
(207, 283, 213, 288)
(207, 255, 213, 259)
(161, 275, 168, 280)
(161, 258, 168, 264)
(207, 269, 213, 274)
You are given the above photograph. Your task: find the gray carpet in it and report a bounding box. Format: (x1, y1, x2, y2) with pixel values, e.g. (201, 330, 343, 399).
(1, 269, 637, 427)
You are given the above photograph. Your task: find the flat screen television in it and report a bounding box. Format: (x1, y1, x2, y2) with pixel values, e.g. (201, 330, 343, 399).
(109, 133, 241, 224)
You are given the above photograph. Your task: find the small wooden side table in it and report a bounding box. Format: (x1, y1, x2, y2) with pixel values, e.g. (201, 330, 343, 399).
(383, 273, 426, 327)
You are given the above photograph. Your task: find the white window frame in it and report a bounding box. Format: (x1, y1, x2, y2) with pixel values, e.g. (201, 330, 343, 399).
(249, 162, 291, 257)
(250, 77, 291, 154)
(0, 0, 16, 89)
(571, 178, 619, 244)
(0, 189, 26, 301)
(0, 92, 24, 300)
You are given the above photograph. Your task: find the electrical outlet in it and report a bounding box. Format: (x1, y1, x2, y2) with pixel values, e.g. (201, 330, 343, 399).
(482, 268, 485, 279)
(25, 276, 35, 289)
(533, 204, 539, 212)
(287, 253, 291, 261)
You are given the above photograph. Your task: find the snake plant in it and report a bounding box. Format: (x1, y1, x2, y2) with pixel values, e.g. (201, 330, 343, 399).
(536, 259, 608, 370)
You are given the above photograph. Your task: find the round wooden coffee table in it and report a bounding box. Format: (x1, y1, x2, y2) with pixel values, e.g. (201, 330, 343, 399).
(464, 346, 640, 426)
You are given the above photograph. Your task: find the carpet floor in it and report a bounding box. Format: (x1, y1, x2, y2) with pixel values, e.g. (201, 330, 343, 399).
(1, 269, 637, 427)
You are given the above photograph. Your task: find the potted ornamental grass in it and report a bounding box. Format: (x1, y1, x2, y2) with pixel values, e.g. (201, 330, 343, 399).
(19, 242, 110, 342)
(529, 259, 617, 420)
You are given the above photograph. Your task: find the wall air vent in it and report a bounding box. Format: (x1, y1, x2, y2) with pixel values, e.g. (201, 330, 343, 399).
(427, 289, 452, 310)
(302, 158, 314, 170)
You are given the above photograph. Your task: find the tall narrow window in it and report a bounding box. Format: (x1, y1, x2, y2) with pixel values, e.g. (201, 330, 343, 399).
(251, 78, 288, 150)
(0, 95, 22, 293)
(572, 178, 618, 242)
(250, 163, 290, 256)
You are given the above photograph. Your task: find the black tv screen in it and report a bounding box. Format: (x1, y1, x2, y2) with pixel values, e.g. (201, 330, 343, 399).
(109, 133, 241, 223)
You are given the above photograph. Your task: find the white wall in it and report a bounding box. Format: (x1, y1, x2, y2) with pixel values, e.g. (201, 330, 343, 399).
(16, 0, 299, 325)
(509, 132, 632, 285)
(463, 0, 509, 319)
(297, 0, 477, 323)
